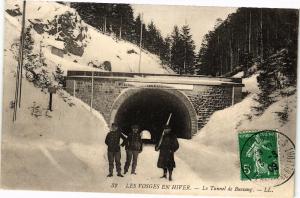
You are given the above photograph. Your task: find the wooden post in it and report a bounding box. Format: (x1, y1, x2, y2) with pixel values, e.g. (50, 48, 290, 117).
(119, 16, 122, 40)
(73, 80, 76, 97)
(169, 45, 172, 65)
(231, 86, 235, 105)
(104, 16, 107, 33)
(248, 10, 251, 53)
(18, 0, 27, 108)
(48, 86, 57, 111)
(90, 72, 94, 111)
(13, 0, 26, 121)
(138, 13, 143, 73)
(48, 93, 53, 111)
(260, 8, 263, 63)
(183, 47, 186, 74)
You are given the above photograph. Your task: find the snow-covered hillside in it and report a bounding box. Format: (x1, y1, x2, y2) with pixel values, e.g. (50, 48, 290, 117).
(2, 0, 196, 192)
(177, 73, 296, 186)
(5, 1, 171, 74)
(2, 50, 294, 197)
(1, 26, 199, 191)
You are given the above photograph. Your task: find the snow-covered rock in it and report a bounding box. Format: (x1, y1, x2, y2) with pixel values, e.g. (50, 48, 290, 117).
(5, 0, 171, 75)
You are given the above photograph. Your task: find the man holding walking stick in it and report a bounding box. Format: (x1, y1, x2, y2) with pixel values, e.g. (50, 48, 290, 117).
(155, 114, 179, 181)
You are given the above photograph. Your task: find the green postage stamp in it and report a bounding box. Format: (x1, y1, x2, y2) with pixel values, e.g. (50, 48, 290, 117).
(238, 130, 280, 180)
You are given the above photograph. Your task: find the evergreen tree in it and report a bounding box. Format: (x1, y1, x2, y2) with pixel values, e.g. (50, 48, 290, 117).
(160, 35, 172, 66)
(71, 2, 135, 40)
(195, 33, 214, 76)
(196, 8, 298, 77)
(144, 21, 165, 56)
(170, 25, 184, 73)
(115, 4, 135, 41)
(71, 2, 190, 70)
(169, 25, 196, 75)
(194, 8, 298, 114)
(54, 64, 65, 86)
(180, 25, 196, 74)
(145, 21, 157, 53)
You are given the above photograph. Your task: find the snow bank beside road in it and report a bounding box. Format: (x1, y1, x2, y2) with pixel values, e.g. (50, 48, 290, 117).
(242, 73, 259, 94)
(2, 20, 108, 190)
(177, 73, 296, 183)
(1, 66, 109, 191)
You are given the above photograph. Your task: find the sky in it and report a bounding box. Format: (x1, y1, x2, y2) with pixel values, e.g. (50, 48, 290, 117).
(131, 4, 237, 51)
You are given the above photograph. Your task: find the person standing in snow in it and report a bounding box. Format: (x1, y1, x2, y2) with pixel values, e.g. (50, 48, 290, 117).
(155, 125, 179, 181)
(105, 123, 126, 177)
(124, 124, 143, 175)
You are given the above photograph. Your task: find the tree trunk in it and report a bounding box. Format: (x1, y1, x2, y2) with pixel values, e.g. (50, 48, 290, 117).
(119, 16, 122, 39)
(104, 16, 107, 33)
(249, 10, 251, 53)
(230, 32, 233, 72)
(260, 9, 263, 63)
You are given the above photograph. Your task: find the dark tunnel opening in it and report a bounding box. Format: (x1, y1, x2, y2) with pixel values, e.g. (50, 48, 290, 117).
(114, 89, 192, 144)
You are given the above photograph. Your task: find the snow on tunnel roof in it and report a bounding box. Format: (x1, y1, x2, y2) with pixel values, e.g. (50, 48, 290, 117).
(67, 71, 244, 86)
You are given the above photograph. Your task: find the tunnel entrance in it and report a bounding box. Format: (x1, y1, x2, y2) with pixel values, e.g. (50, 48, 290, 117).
(112, 88, 196, 143)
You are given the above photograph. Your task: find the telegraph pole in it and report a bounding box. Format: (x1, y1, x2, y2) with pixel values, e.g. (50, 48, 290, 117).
(13, 0, 26, 121)
(119, 16, 122, 40)
(104, 16, 107, 33)
(183, 19, 187, 74)
(138, 13, 143, 73)
(90, 71, 94, 111)
(183, 47, 186, 74)
(18, 0, 26, 108)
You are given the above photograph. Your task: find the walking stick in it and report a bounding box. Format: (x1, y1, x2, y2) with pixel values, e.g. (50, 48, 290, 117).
(155, 113, 172, 151)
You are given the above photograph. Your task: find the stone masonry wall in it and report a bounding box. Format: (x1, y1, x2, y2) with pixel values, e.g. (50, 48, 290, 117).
(66, 77, 241, 132)
(66, 77, 126, 122)
(184, 85, 233, 129)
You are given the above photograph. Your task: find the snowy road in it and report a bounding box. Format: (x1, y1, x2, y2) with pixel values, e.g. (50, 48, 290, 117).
(1, 27, 201, 192)
(2, 135, 202, 193)
(104, 145, 202, 192)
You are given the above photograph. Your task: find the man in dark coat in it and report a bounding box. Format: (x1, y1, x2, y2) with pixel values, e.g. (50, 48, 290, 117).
(124, 124, 143, 175)
(105, 123, 126, 177)
(155, 125, 179, 181)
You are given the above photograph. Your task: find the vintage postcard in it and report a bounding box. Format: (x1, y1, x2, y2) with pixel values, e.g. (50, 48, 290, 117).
(1, 1, 298, 197)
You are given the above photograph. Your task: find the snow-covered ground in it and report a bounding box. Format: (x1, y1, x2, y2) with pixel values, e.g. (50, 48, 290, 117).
(1, 1, 296, 197)
(2, 41, 295, 197)
(1, 53, 200, 192)
(176, 74, 296, 190)
(2, 8, 199, 191)
(82, 26, 172, 74)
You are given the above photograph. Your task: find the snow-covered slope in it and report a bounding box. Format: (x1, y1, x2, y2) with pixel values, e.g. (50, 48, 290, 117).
(2, 51, 108, 190)
(5, 0, 171, 74)
(2, 39, 199, 191)
(82, 26, 171, 73)
(2, 4, 197, 190)
(177, 74, 296, 185)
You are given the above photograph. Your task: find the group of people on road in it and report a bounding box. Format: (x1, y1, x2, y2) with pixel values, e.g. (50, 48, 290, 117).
(105, 123, 179, 181)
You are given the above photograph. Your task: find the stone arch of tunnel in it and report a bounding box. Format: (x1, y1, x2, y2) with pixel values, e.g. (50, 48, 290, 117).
(110, 88, 197, 142)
